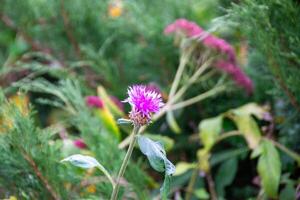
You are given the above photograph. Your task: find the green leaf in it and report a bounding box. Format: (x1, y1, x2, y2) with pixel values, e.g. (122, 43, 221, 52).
(199, 116, 223, 150)
(279, 183, 296, 200)
(230, 114, 261, 149)
(144, 133, 175, 152)
(194, 188, 210, 199)
(137, 136, 175, 199)
(174, 162, 196, 176)
(232, 103, 268, 120)
(215, 157, 238, 197)
(257, 140, 281, 198)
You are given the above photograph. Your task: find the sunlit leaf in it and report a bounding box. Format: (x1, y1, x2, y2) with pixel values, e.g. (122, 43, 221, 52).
(257, 140, 281, 198)
(199, 116, 223, 150)
(97, 86, 124, 116)
(174, 162, 196, 176)
(95, 109, 120, 140)
(230, 114, 261, 149)
(232, 103, 269, 120)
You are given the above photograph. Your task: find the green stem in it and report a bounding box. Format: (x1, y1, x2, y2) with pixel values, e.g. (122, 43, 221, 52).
(96, 166, 115, 190)
(110, 125, 140, 200)
(185, 168, 199, 200)
(170, 84, 227, 111)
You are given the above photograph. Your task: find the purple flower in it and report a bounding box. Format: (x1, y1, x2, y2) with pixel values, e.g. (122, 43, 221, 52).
(215, 60, 253, 94)
(164, 19, 236, 63)
(164, 18, 204, 37)
(164, 18, 254, 95)
(124, 85, 164, 126)
(73, 139, 87, 149)
(86, 96, 104, 109)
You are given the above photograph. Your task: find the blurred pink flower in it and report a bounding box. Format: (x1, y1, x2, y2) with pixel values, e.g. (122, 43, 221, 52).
(164, 18, 253, 94)
(86, 96, 104, 109)
(73, 139, 87, 149)
(215, 60, 253, 94)
(164, 18, 236, 63)
(164, 18, 204, 37)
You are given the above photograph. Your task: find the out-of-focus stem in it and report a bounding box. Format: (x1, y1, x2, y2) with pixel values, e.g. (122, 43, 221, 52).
(185, 168, 199, 200)
(206, 171, 217, 200)
(170, 84, 226, 111)
(111, 125, 140, 200)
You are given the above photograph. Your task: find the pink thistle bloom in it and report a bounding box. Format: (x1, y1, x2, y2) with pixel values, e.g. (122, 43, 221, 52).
(86, 96, 104, 109)
(73, 139, 87, 149)
(124, 85, 164, 126)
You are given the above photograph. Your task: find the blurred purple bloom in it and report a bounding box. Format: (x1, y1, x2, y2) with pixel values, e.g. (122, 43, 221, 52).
(86, 96, 104, 109)
(164, 18, 204, 37)
(164, 18, 254, 94)
(73, 139, 87, 149)
(164, 18, 236, 63)
(216, 60, 253, 94)
(124, 85, 164, 125)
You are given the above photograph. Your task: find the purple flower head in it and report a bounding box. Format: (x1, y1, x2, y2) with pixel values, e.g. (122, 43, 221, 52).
(124, 85, 164, 126)
(86, 96, 104, 109)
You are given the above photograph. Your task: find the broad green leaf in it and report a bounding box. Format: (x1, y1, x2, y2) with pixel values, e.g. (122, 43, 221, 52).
(174, 162, 196, 176)
(194, 188, 210, 199)
(257, 140, 281, 198)
(279, 183, 296, 200)
(199, 116, 223, 150)
(230, 114, 261, 149)
(232, 103, 268, 119)
(61, 154, 101, 169)
(215, 157, 238, 197)
(137, 136, 175, 200)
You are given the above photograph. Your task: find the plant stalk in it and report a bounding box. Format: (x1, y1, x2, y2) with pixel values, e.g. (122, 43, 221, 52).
(110, 125, 140, 200)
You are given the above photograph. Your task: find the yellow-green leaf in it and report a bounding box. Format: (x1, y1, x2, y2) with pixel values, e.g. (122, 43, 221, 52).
(199, 116, 223, 150)
(231, 114, 261, 149)
(95, 109, 120, 140)
(257, 140, 281, 198)
(174, 162, 196, 176)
